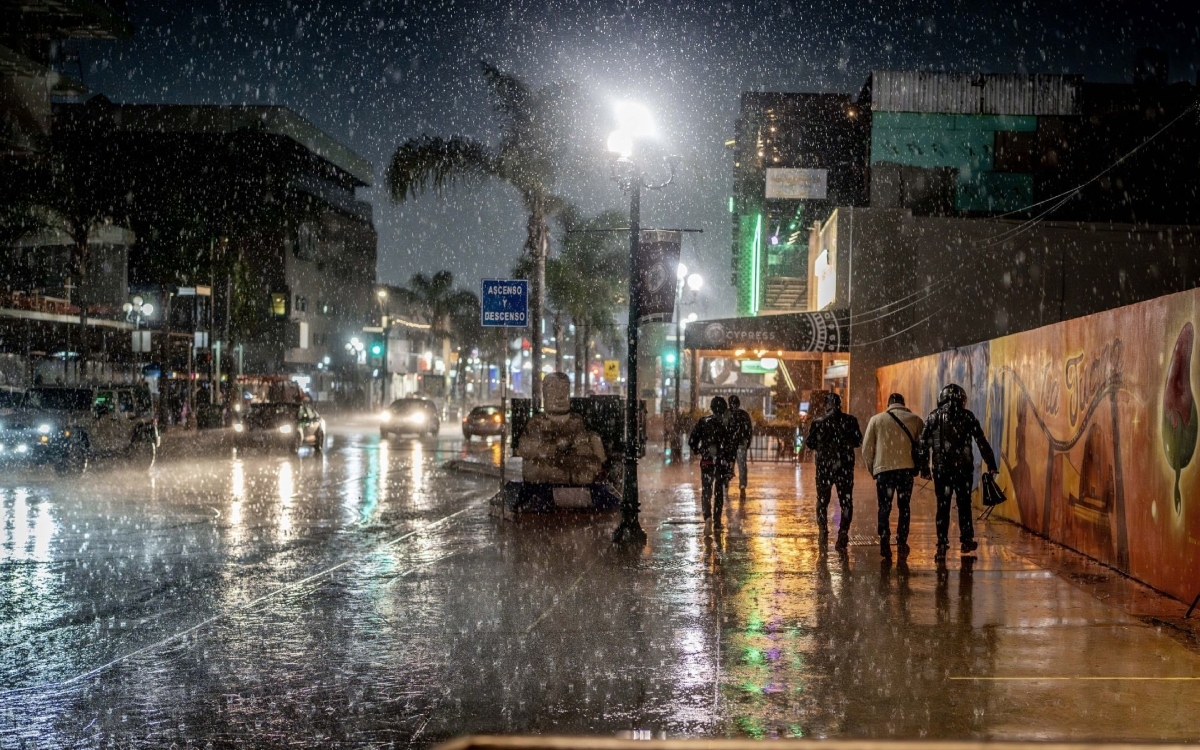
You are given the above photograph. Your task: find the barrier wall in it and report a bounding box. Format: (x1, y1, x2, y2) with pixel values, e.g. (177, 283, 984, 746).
(877, 286, 1200, 603)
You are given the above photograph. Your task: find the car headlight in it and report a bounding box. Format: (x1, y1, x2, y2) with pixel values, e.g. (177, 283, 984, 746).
(407, 412, 426, 424)
(233, 423, 244, 433)
(278, 424, 293, 434)
(37, 423, 51, 435)
(16, 444, 28, 453)
(379, 411, 391, 423)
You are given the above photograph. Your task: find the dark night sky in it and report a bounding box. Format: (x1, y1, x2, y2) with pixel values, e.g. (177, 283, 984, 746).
(80, 0, 1200, 316)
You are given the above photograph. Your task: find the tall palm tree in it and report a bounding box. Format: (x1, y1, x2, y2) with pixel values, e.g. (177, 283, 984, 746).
(400, 271, 485, 401)
(386, 62, 574, 409)
(555, 209, 628, 395)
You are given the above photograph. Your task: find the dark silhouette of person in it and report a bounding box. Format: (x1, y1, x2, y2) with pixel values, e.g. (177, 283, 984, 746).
(689, 396, 737, 527)
(920, 383, 998, 559)
(728, 394, 754, 493)
(805, 392, 862, 550)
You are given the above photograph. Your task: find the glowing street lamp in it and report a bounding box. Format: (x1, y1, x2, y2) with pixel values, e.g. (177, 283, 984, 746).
(609, 101, 678, 544)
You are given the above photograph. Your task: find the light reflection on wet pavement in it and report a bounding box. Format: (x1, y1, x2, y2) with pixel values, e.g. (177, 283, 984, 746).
(2, 418, 1199, 746)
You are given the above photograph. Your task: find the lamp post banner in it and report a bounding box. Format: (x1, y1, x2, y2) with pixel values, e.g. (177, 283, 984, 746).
(684, 309, 851, 352)
(635, 230, 681, 323)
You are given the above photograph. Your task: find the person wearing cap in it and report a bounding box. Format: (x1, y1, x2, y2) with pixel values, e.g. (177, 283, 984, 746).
(920, 383, 997, 560)
(804, 392, 862, 551)
(688, 396, 737, 527)
(728, 394, 754, 494)
(862, 392, 926, 559)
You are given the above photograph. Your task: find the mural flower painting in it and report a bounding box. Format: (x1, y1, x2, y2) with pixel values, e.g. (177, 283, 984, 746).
(1163, 322, 1198, 515)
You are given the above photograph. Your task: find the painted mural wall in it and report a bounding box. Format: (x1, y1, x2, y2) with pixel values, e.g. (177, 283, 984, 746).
(877, 286, 1200, 603)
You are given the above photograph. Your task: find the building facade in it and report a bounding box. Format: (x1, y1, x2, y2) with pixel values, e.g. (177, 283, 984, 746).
(729, 92, 870, 317)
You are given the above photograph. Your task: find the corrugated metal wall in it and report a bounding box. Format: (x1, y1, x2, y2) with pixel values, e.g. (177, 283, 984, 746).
(872, 71, 1081, 116)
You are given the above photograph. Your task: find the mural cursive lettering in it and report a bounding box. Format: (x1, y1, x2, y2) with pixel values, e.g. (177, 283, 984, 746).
(1065, 340, 1124, 427)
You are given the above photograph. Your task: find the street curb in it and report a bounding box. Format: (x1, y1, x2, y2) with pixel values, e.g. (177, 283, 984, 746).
(441, 459, 502, 478)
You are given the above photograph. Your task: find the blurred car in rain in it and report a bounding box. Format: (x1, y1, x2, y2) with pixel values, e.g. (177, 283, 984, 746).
(0, 384, 158, 472)
(232, 402, 325, 453)
(462, 405, 506, 440)
(380, 397, 440, 438)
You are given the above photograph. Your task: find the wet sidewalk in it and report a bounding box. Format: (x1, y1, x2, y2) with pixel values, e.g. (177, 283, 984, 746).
(623, 458, 1200, 740)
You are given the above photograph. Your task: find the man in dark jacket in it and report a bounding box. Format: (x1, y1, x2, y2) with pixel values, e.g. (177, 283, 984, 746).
(920, 383, 998, 559)
(805, 392, 862, 550)
(689, 396, 737, 526)
(728, 394, 754, 493)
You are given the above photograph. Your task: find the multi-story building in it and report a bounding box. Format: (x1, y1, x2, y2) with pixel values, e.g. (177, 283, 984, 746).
(53, 97, 378, 401)
(728, 92, 870, 317)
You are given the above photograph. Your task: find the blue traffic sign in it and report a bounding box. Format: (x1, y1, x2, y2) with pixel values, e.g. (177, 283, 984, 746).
(480, 279, 529, 328)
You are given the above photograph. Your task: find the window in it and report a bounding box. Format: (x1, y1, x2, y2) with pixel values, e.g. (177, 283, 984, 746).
(271, 293, 288, 317)
(295, 223, 318, 261)
(994, 131, 1035, 173)
(94, 391, 116, 414)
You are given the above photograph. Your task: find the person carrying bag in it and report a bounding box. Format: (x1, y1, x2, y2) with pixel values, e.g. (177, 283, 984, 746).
(861, 393, 926, 558)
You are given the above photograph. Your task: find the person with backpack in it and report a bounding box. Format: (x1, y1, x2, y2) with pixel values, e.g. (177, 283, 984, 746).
(804, 392, 862, 551)
(688, 396, 738, 527)
(862, 393, 926, 559)
(920, 383, 998, 560)
(728, 395, 754, 494)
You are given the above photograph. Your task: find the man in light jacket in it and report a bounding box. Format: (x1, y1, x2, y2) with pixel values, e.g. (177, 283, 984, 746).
(862, 393, 926, 559)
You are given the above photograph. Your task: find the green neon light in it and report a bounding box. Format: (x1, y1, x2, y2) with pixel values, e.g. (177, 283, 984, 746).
(728, 196, 734, 213)
(750, 213, 762, 314)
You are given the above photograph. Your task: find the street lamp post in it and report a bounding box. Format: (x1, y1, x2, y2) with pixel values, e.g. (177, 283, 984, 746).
(672, 267, 702, 422)
(376, 288, 389, 410)
(608, 102, 677, 544)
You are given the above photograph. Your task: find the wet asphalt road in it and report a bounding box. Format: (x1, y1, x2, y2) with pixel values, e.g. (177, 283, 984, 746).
(3, 415, 1200, 747)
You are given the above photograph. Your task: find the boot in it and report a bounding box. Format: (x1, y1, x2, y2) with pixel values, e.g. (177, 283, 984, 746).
(835, 531, 849, 551)
(896, 539, 910, 557)
(934, 541, 949, 561)
(880, 535, 891, 558)
(961, 539, 978, 555)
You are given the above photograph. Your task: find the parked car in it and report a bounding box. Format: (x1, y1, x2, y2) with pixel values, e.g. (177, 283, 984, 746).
(0, 384, 158, 473)
(380, 397, 440, 437)
(462, 405, 506, 440)
(232, 402, 325, 453)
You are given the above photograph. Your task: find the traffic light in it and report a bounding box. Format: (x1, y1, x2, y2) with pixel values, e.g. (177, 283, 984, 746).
(370, 343, 383, 357)
(664, 352, 677, 365)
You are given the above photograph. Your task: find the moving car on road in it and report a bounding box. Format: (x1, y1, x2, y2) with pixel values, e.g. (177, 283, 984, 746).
(462, 405, 505, 440)
(380, 397, 440, 438)
(232, 402, 325, 453)
(0, 384, 159, 472)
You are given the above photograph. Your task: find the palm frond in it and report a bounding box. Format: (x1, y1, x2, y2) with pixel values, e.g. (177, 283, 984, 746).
(386, 136, 500, 203)
(480, 61, 531, 122)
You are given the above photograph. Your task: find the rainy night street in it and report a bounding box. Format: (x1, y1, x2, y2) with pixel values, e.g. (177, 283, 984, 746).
(1, 416, 1198, 747)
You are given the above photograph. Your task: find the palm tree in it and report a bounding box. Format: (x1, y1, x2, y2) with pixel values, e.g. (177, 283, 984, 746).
(386, 62, 574, 409)
(555, 209, 628, 395)
(399, 271, 486, 401)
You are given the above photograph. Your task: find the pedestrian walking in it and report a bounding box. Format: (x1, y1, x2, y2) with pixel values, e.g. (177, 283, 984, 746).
(688, 396, 737, 527)
(728, 394, 753, 494)
(862, 393, 926, 559)
(804, 392, 862, 551)
(920, 383, 998, 560)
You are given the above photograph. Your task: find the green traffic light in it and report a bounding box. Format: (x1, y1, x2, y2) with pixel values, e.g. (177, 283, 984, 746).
(371, 344, 383, 356)
(665, 353, 677, 365)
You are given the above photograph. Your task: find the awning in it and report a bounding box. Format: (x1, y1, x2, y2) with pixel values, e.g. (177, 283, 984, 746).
(684, 310, 849, 353)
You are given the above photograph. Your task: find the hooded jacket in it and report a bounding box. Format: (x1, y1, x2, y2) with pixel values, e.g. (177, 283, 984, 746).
(806, 407, 862, 479)
(920, 403, 997, 477)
